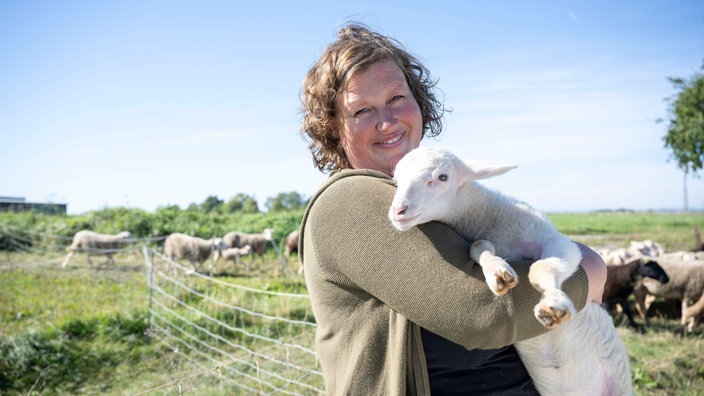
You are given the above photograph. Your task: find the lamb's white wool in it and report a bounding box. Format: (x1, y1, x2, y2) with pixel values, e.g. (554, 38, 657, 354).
(61, 230, 134, 268)
(218, 245, 254, 271)
(389, 147, 633, 396)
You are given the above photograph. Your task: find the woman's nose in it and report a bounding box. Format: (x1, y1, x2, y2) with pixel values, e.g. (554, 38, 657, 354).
(376, 107, 397, 130)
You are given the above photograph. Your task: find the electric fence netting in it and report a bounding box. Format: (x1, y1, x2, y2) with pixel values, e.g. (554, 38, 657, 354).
(0, 225, 324, 395)
(140, 247, 323, 395)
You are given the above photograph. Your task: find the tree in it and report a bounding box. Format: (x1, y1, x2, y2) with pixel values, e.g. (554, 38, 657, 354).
(265, 191, 308, 212)
(662, 62, 704, 211)
(223, 193, 260, 214)
(200, 195, 224, 213)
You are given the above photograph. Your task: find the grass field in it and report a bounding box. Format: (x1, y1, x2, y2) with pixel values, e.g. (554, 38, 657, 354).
(1, 211, 704, 395)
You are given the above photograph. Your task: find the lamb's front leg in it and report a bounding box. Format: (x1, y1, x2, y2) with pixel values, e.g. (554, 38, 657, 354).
(470, 240, 518, 296)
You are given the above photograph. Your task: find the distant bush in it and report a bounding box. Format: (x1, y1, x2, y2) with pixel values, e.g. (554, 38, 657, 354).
(0, 206, 305, 252)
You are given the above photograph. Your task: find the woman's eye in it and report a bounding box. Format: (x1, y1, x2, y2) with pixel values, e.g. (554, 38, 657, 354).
(390, 95, 405, 103)
(354, 108, 370, 118)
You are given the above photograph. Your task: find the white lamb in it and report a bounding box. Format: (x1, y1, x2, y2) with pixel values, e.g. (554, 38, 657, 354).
(388, 147, 633, 396)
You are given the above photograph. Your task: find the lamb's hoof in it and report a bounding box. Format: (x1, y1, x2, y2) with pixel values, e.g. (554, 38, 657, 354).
(535, 298, 577, 329)
(535, 305, 571, 329)
(492, 270, 518, 295)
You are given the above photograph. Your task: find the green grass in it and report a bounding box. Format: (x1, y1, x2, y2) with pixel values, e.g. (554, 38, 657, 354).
(550, 211, 704, 251)
(1, 211, 704, 395)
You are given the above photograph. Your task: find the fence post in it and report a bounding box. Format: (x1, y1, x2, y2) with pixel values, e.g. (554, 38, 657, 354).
(143, 245, 154, 343)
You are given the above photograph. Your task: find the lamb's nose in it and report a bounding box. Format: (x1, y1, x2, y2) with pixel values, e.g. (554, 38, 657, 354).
(393, 205, 408, 216)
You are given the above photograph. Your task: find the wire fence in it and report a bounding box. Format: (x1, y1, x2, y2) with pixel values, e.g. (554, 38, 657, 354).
(0, 225, 324, 395)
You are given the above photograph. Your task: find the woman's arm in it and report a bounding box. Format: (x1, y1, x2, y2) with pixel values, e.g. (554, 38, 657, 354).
(576, 242, 607, 304)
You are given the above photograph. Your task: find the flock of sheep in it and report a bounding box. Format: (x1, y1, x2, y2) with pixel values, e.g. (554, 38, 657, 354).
(59, 225, 704, 335)
(60, 228, 302, 273)
(599, 235, 704, 333)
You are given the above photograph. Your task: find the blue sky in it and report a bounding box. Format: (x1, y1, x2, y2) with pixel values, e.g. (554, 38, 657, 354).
(1, 1, 703, 214)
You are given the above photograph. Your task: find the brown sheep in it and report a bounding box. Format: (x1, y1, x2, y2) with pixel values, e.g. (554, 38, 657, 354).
(284, 230, 300, 260)
(602, 257, 669, 329)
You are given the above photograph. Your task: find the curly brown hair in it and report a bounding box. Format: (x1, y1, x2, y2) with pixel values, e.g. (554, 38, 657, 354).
(300, 23, 446, 173)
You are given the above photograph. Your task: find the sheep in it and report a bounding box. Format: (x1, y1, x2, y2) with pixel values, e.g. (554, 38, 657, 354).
(601, 240, 666, 265)
(222, 228, 273, 263)
(284, 230, 300, 260)
(602, 257, 670, 329)
(217, 245, 253, 271)
(683, 289, 704, 329)
(658, 250, 704, 262)
(61, 230, 134, 268)
(628, 239, 665, 258)
(163, 233, 228, 273)
(633, 258, 704, 332)
(388, 147, 633, 396)
(283, 229, 304, 275)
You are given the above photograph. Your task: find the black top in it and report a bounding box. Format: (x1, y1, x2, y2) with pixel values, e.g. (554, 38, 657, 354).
(421, 328, 540, 395)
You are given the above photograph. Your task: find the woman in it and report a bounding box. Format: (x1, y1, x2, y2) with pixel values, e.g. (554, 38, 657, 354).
(299, 23, 606, 395)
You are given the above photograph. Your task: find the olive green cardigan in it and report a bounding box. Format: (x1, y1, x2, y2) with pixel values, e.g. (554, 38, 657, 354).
(300, 169, 588, 395)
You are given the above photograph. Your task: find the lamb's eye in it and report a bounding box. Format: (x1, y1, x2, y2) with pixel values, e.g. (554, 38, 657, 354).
(438, 174, 448, 181)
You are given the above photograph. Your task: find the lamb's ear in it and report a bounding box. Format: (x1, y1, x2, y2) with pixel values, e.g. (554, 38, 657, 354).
(461, 160, 517, 181)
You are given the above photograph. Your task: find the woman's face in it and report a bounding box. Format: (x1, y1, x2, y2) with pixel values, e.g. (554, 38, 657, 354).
(335, 60, 423, 175)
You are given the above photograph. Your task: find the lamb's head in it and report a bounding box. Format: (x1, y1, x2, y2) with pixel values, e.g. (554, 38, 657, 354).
(388, 147, 517, 231)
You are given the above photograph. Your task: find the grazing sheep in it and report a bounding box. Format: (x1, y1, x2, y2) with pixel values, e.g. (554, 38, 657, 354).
(61, 230, 134, 268)
(284, 230, 300, 260)
(389, 147, 633, 396)
(217, 245, 253, 271)
(602, 257, 670, 329)
(164, 233, 228, 273)
(601, 240, 666, 266)
(628, 239, 665, 258)
(633, 258, 704, 332)
(223, 228, 273, 263)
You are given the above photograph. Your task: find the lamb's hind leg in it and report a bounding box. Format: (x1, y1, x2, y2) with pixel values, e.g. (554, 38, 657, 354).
(528, 257, 576, 328)
(470, 240, 518, 296)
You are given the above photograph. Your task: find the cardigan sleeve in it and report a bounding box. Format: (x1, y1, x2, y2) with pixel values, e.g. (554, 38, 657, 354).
(301, 170, 589, 350)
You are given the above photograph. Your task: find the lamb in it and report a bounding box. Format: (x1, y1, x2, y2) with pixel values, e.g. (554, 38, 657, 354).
(633, 258, 704, 332)
(163, 233, 228, 273)
(388, 147, 633, 396)
(602, 257, 670, 329)
(61, 230, 134, 268)
(217, 245, 253, 271)
(222, 228, 273, 263)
